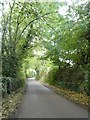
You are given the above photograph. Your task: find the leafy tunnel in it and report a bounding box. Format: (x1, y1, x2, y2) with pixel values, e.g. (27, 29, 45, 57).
(1, 1, 90, 117)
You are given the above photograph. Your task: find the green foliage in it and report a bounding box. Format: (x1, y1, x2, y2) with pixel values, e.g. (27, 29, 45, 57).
(1, 0, 89, 98)
(42, 1, 89, 69)
(43, 65, 89, 95)
(44, 66, 58, 85)
(1, 77, 24, 97)
(78, 80, 89, 95)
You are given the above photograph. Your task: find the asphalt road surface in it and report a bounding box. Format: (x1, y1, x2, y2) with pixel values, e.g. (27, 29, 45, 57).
(16, 78, 88, 118)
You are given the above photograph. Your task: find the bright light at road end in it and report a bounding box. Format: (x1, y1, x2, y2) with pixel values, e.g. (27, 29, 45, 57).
(29, 69, 36, 74)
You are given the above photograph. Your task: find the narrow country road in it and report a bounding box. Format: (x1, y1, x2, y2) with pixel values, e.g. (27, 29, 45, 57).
(16, 78, 88, 118)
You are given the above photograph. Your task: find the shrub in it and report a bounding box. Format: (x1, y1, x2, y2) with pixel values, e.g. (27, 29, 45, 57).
(45, 66, 58, 85)
(78, 80, 89, 95)
(1, 76, 24, 98)
(44, 65, 89, 95)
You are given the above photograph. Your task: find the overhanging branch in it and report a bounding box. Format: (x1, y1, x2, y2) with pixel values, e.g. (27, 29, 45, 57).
(18, 11, 57, 41)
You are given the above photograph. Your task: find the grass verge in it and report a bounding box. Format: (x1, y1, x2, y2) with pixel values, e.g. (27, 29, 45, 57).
(2, 86, 26, 118)
(40, 81, 89, 109)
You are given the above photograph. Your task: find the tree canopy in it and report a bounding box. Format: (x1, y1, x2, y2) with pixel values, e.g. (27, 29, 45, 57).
(1, 0, 90, 96)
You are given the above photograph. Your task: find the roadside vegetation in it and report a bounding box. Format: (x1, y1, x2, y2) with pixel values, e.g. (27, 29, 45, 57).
(1, 0, 90, 118)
